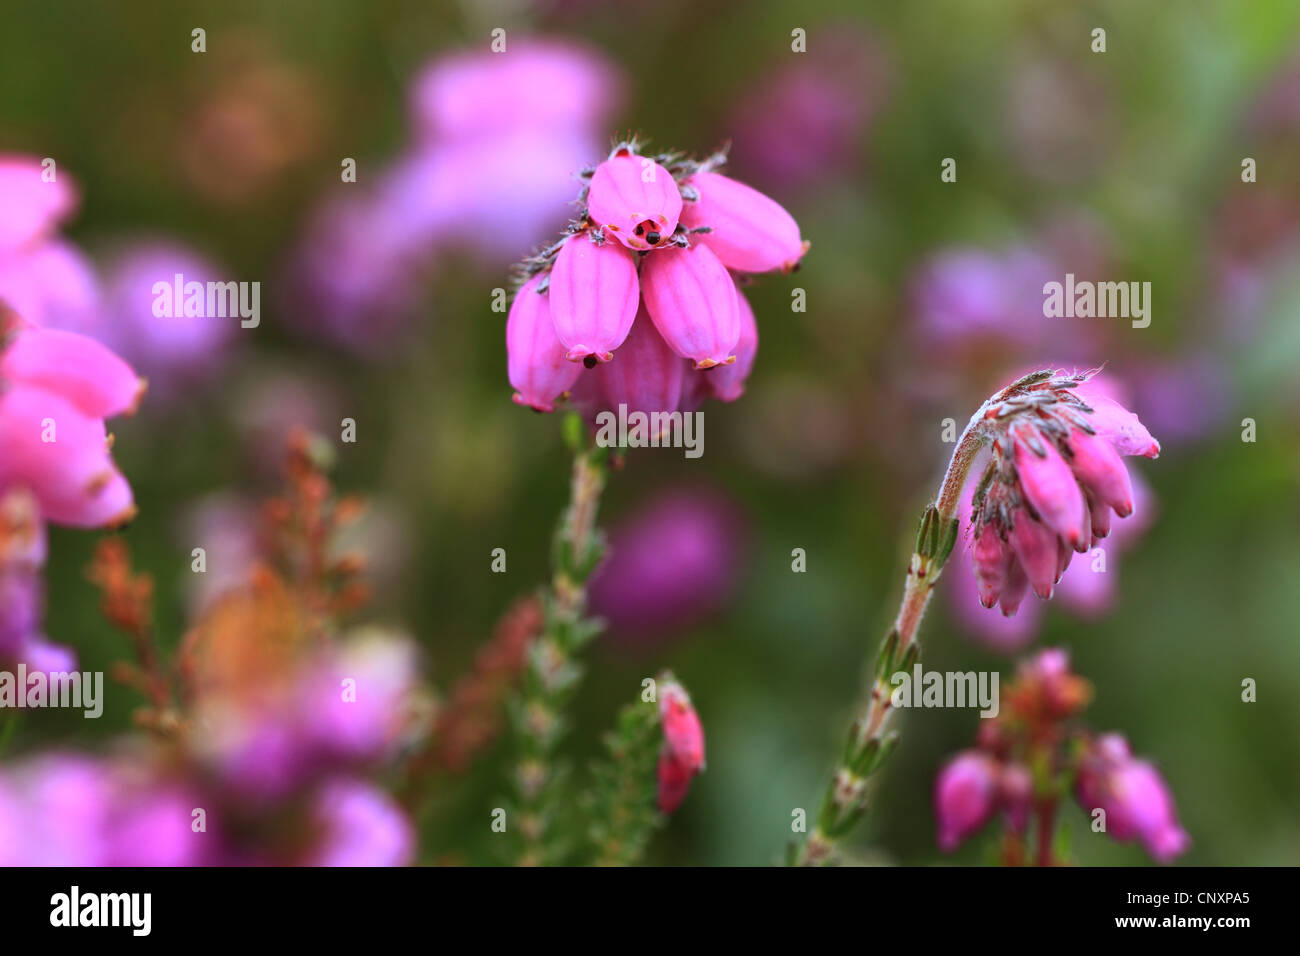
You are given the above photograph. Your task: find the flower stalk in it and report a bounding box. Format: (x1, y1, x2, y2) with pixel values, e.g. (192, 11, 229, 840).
(793, 415, 988, 865)
(509, 414, 610, 865)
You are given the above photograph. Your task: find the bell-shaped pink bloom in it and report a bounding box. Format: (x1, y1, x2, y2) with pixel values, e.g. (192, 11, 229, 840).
(1012, 424, 1088, 551)
(640, 243, 740, 369)
(971, 523, 1011, 609)
(1067, 427, 1134, 517)
(680, 171, 807, 274)
(1009, 509, 1060, 599)
(584, 307, 684, 429)
(935, 750, 999, 851)
(506, 275, 581, 412)
(705, 280, 759, 402)
(547, 234, 639, 364)
(998, 763, 1033, 834)
(659, 682, 705, 773)
(998, 552, 1031, 617)
(586, 153, 683, 251)
(1, 328, 144, 418)
(1076, 734, 1189, 863)
(0, 155, 77, 252)
(1075, 383, 1161, 458)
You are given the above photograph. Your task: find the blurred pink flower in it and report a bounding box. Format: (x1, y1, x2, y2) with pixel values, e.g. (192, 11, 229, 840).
(1076, 733, 1190, 863)
(588, 488, 746, 643)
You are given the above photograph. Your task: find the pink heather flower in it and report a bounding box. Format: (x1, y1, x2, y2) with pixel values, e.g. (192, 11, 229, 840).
(659, 681, 705, 773)
(578, 306, 684, 427)
(934, 750, 1000, 851)
(639, 242, 740, 369)
(1076, 733, 1190, 863)
(705, 278, 759, 402)
(967, 369, 1159, 617)
(587, 488, 746, 643)
(655, 678, 705, 814)
(508, 141, 804, 415)
(547, 233, 640, 365)
(680, 171, 807, 274)
(586, 152, 683, 251)
(0, 323, 142, 528)
(507, 273, 582, 412)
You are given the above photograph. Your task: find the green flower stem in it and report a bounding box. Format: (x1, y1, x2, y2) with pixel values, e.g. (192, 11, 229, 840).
(794, 423, 987, 865)
(510, 418, 609, 866)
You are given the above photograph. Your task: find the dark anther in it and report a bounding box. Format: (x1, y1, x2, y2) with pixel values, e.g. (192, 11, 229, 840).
(583, 355, 598, 369)
(647, 232, 661, 244)
(634, 224, 645, 236)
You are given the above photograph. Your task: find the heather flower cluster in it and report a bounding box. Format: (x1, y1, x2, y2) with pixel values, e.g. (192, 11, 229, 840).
(506, 139, 808, 417)
(935, 649, 1189, 864)
(965, 368, 1160, 617)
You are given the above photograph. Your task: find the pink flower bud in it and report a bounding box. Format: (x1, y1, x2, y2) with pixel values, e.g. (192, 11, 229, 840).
(998, 763, 1033, 834)
(584, 306, 684, 429)
(656, 750, 694, 814)
(934, 750, 999, 851)
(704, 280, 759, 402)
(1088, 494, 1113, 540)
(505, 275, 581, 412)
(1067, 428, 1135, 517)
(680, 171, 807, 273)
(659, 682, 705, 773)
(1009, 509, 1060, 599)
(547, 234, 640, 365)
(971, 524, 1012, 609)
(639, 243, 740, 369)
(1012, 424, 1088, 551)
(586, 153, 683, 251)
(999, 559, 1030, 617)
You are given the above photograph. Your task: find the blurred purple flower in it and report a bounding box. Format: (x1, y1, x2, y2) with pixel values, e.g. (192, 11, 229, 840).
(305, 778, 415, 866)
(729, 29, 885, 192)
(588, 488, 747, 643)
(98, 240, 238, 400)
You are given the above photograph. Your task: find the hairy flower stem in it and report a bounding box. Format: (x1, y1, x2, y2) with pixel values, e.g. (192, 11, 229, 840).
(510, 416, 609, 866)
(794, 423, 987, 866)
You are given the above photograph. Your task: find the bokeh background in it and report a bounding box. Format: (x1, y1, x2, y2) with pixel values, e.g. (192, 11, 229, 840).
(3, 0, 1299, 865)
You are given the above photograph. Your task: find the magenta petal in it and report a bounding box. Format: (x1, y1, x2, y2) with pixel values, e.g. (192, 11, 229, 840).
(547, 235, 639, 364)
(1013, 426, 1088, 550)
(640, 243, 740, 368)
(1076, 384, 1161, 458)
(1008, 510, 1059, 599)
(0, 386, 135, 528)
(586, 306, 684, 426)
(971, 524, 1010, 609)
(1067, 427, 1134, 517)
(934, 751, 998, 852)
(705, 280, 758, 402)
(680, 171, 806, 273)
(506, 275, 581, 412)
(0, 155, 77, 253)
(1, 328, 144, 419)
(587, 154, 683, 251)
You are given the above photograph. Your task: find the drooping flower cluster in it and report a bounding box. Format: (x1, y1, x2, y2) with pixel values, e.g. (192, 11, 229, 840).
(656, 680, 706, 813)
(966, 369, 1160, 618)
(935, 649, 1189, 864)
(507, 140, 807, 416)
